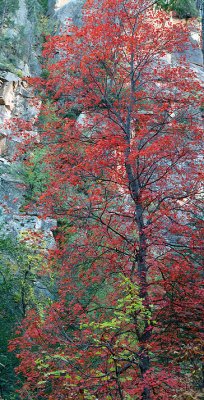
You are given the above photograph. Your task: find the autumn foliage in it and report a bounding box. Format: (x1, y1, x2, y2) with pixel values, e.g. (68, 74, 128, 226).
(10, 0, 204, 399)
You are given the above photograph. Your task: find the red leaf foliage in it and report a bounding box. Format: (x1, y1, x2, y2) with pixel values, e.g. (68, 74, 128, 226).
(10, 1, 204, 399)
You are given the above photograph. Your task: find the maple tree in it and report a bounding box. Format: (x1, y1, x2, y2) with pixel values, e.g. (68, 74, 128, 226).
(10, 0, 204, 399)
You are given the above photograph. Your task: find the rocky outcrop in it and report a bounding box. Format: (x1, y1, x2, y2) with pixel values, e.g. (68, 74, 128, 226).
(48, 0, 85, 25)
(0, 0, 86, 241)
(171, 19, 204, 96)
(0, 81, 15, 110)
(0, 0, 56, 244)
(0, 76, 56, 244)
(172, 18, 204, 72)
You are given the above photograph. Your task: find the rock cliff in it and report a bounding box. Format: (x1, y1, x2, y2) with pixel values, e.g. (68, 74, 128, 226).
(0, 0, 56, 242)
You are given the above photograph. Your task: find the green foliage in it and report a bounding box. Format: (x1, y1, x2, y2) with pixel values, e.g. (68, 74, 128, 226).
(0, 0, 19, 26)
(26, 0, 46, 16)
(0, 233, 49, 398)
(0, 62, 23, 77)
(172, 0, 198, 18)
(156, 0, 176, 10)
(85, 275, 152, 336)
(0, 0, 27, 72)
(0, 26, 31, 69)
(37, 0, 48, 12)
(41, 68, 50, 79)
(23, 147, 50, 203)
(157, 0, 199, 18)
(26, 2, 58, 36)
(63, 107, 82, 120)
(0, 0, 54, 76)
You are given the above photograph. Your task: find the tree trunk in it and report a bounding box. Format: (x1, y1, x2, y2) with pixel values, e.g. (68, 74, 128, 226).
(125, 158, 151, 399)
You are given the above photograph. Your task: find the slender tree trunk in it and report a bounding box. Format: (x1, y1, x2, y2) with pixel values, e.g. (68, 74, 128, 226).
(125, 157, 151, 400)
(122, 43, 152, 400)
(135, 202, 151, 400)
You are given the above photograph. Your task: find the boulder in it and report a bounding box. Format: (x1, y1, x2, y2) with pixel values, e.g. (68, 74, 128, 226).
(55, 0, 85, 25)
(0, 81, 15, 110)
(55, 0, 72, 8)
(0, 71, 20, 83)
(0, 173, 26, 213)
(172, 19, 203, 66)
(0, 135, 7, 156)
(191, 64, 204, 84)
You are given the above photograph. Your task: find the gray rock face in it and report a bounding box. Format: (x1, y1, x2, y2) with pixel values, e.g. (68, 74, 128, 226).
(15, 0, 28, 26)
(192, 64, 204, 85)
(0, 0, 56, 245)
(172, 25, 204, 67)
(55, 0, 72, 8)
(0, 81, 15, 110)
(0, 0, 42, 78)
(56, 0, 85, 25)
(48, 0, 57, 13)
(171, 18, 204, 95)
(0, 75, 56, 244)
(49, 0, 85, 25)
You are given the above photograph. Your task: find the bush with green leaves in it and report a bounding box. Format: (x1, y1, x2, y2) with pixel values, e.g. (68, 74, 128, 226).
(38, 0, 48, 12)
(26, 0, 48, 15)
(157, 0, 199, 18)
(0, 0, 19, 28)
(0, 233, 52, 399)
(173, 0, 198, 18)
(23, 147, 50, 203)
